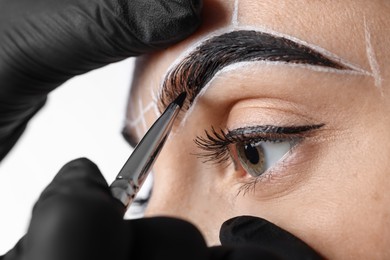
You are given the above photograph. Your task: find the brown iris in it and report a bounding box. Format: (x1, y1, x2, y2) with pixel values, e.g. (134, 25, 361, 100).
(236, 143, 266, 177)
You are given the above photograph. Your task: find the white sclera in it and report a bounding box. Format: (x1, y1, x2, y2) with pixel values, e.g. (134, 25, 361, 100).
(262, 141, 292, 171)
(238, 141, 292, 177)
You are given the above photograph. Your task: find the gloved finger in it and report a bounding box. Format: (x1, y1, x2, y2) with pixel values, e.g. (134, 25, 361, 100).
(21, 158, 129, 260)
(209, 245, 287, 260)
(0, 0, 203, 82)
(0, 98, 46, 161)
(112, 0, 203, 51)
(220, 216, 323, 260)
(125, 217, 209, 260)
(0, 0, 203, 162)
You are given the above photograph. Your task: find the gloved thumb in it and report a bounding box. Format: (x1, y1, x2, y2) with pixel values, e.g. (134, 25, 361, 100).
(219, 216, 323, 260)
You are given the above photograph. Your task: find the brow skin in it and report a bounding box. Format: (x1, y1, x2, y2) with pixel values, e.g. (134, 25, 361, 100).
(159, 30, 349, 112)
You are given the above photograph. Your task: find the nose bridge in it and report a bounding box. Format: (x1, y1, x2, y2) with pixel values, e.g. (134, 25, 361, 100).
(141, 120, 237, 245)
(144, 168, 216, 245)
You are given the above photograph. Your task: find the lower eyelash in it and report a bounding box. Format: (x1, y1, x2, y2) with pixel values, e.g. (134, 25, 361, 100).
(235, 146, 297, 196)
(237, 175, 264, 196)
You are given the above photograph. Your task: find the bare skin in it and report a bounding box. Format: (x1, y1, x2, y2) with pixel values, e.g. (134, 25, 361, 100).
(126, 1, 390, 259)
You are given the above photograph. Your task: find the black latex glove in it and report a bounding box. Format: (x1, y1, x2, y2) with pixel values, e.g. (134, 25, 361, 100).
(220, 216, 323, 259)
(0, 158, 315, 260)
(0, 0, 202, 161)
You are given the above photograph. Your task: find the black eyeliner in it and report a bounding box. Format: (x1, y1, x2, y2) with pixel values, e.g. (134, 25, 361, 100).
(194, 124, 324, 165)
(227, 124, 325, 138)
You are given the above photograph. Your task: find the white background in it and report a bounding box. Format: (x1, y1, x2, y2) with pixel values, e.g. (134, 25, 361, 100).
(0, 59, 135, 254)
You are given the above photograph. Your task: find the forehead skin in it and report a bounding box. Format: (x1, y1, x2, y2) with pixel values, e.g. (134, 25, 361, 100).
(130, 0, 390, 96)
(127, 1, 390, 259)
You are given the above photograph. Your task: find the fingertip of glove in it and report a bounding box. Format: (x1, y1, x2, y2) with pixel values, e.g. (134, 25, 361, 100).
(54, 157, 106, 186)
(220, 216, 323, 259)
(65, 157, 98, 168)
(161, 0, 204, 45)
(117, 0, 203, 49)
(209, 245, 283, 260)
(132, 217, 206, 245)
(129, 217, 209, 259)
(187, 0, 203, 25)
(189, 0, 203, 14)
(220, 215, 308, 246)
(59, 157, 99, 174)
(220, 216, 271, 245)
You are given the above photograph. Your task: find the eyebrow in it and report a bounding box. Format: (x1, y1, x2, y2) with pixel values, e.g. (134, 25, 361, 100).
(158, 30, 351, 112)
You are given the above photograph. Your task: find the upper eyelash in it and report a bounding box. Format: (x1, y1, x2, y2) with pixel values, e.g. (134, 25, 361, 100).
(194, 127, 233, 165)
(194, 124, 324, 166)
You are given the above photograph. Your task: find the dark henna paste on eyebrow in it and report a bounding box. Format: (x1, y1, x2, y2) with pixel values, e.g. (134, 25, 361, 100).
(159, 30, 349, 112)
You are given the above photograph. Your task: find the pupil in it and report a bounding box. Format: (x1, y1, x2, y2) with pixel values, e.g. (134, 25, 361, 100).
(244, 144, 260, 164)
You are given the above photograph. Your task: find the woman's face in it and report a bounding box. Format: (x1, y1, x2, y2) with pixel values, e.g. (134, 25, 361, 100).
(125, 1, 390, 258)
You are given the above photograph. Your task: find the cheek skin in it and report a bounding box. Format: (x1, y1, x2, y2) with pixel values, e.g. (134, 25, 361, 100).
(144, 117, 239, 245)
(231, 109, 390, 259)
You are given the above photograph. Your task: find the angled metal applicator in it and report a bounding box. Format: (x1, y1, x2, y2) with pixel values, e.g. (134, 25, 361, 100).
(110, 92, 186, 210)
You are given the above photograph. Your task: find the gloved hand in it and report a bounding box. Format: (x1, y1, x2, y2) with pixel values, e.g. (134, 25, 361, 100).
(0, 0, 202, 161)
(0, 158, 322, 260)
(220, 216, 323, 259)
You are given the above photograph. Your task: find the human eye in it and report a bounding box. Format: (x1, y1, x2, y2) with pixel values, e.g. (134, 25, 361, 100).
(194, 124, 324, 192)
